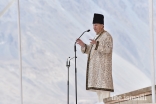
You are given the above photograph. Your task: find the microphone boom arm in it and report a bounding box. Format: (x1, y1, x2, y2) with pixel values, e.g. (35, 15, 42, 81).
(75, 29, 90, 44)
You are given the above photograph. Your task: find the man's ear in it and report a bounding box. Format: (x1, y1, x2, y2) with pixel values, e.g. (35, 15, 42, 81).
(100, 24, 104, 29)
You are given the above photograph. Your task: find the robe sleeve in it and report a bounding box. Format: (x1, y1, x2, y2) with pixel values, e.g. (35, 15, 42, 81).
(81, 44, 92, 54)
(94, 34, 113, 54)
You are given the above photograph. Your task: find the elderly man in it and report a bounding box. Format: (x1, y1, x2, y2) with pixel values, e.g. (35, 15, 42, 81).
(76, 13, 114, 103)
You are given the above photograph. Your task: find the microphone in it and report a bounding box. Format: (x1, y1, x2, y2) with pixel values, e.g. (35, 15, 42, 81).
(66, 57, 70, 67)
(66, 58, 68, 67)
(76, 29, 90, 42)
(87, 29, 90, 32)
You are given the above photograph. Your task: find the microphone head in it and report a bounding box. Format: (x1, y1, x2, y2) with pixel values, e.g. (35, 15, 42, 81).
(87, 29, 90, 32)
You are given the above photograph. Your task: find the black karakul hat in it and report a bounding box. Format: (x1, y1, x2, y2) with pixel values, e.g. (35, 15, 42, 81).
(93, 13, 104, 24)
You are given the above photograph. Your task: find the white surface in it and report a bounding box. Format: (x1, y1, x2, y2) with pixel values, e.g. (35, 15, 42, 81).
(0, 0, 155, 104)
(149, 0, 155, 103)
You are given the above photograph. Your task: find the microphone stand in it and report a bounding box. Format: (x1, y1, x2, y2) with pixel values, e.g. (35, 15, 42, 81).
(66, 57, 70, 104)
(66, 57, 75, 104)
(74, 29, 90, 104)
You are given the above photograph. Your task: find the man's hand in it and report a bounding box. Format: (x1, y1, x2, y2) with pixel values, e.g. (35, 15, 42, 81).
(89, 39, 97, 45)
(76, 39, 85, 47)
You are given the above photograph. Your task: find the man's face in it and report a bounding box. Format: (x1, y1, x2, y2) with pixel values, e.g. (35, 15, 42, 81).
(93, 23, 104, 34)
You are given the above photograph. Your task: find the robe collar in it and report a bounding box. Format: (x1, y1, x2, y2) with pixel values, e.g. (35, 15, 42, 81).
(96, 29, 105, 35)
(95, 29, 106, 41)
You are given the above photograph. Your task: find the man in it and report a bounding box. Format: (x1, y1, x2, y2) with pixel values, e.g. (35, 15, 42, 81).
(76, 13, 114, 103)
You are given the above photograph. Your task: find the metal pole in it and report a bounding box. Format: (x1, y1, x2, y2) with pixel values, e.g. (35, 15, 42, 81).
(67, 66, 69, 104)
(149, 0, 155, 103)
(17, 0, 23, 104)
(74, 44, 78, 104)
(66, 57, 75, 104)
(66, 58, 70, 104)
